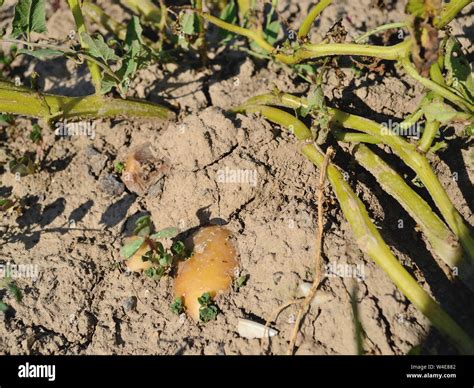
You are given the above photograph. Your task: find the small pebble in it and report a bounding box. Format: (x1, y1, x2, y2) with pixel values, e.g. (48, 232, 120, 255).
(99, 174, 125, 196)
(122, 296, 137, 312)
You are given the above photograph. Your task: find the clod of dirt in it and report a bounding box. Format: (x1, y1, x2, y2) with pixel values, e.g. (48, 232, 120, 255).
(122, 143, 169, 196)
(99, 174, 125, 197)
(122, 296, 138, 313)
(174, 226, 238, 321)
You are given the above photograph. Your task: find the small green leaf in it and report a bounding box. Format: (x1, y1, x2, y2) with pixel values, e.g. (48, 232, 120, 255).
(406, 0, 425, 18)
(158, 253, 172, 267)
(171, 241, 185, 256)
(114, 161, 124, 174)
(198, 292, 212, 306)
(264, 20, 281, 46)
(199, 304, 218, 322)
(11, 0, 47, 39)
(30, 124, 42, 144)
(180, 12, 199, 35)
(150, 227, 179, 240)
(465, 124, 474, 137)
(0, 113, 14, 126)
(0, 301, 8, 312)
(219, 0, 237, 41)
(422, 102, 458, 124)
(170, 297, 185, 315)
(144, 266, 165, 279)
(444, 37, 473, 103)
(120, 237, 145, 259)
(133, 215, 152, 236)
(7, 281, 22, 302)
(17, 48, 63, 59)
(0, 198, 15, 211)
(81, 33, 120, 63)
(235, 274, 248, 289)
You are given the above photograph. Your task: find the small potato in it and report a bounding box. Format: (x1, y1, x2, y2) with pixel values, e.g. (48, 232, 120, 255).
(174, 226, 238, 321)
(125, 236, 153, 272)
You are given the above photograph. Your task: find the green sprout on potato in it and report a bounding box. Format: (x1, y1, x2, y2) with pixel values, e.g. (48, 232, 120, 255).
(120, 215, 186, 279)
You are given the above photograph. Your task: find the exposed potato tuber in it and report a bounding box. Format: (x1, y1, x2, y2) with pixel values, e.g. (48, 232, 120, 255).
(124, 236, 153, 272)
(174, 226, 238, 321)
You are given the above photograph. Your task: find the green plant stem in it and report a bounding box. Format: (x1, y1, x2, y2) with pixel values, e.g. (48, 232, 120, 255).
(238, 105, 312, 139)
(67, 0, 102, 95)
(435, 0, 473, 29)
(400, 58, 473, 113)
(201, 13, 473, 108)
(418, 120, 440, 153)
(301, 143, 474, 355)
(354, 144, 465, 270)
(354, 22, 406, 43)
(333, 130, 380, 144)
(286, 39, 412, 64)
(236, 96, 474, 351)
(417, 63, 445, 153)
(0, 38, 121, 84)
(297, 0, 333, 40)
(201, 12, 275, 52)
(0, 81, 173, 120)
(331, 110, 474, 261)
(236, 92, 474, 262)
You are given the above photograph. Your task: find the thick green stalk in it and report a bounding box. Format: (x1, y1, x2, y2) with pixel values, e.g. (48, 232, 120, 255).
(67, 0, 102, 95)
(236, 105, 312, 140)
(354, 144, 465, 271)
(234, 101, 474, 352)
(301, 143, 474, 355)
(201, 13, 275, 52)
(236, 92, 474, 262)
(0, 82, 173, 120)
(331, 110, 474, 262)
(298, 0, 333, 39)
(435, 0, 473, 29)
(417, 63, 445, 153)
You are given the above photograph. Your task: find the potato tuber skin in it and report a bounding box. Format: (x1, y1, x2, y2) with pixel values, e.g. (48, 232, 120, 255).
(125, 237, 153, 272)
(174, 226, 238, 321)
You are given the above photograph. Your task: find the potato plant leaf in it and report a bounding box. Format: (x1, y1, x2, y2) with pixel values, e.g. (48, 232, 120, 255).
(444, 37, 474, 103)
(150, 227, 179, 240)
(17, 48, 63, 59)
(11, 0, 46, 39)
(120, 236, 145, 259)
(422, 101, 459, 124)
(81, 33, 119, 63)
(219, 0, 237, 42)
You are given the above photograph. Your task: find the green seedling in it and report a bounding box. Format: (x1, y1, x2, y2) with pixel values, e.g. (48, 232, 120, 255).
(233, 91, 474, 354)
(0, 277, 22, 313)
(198, 292, 218, 322)
(170, 296, 185, 315)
